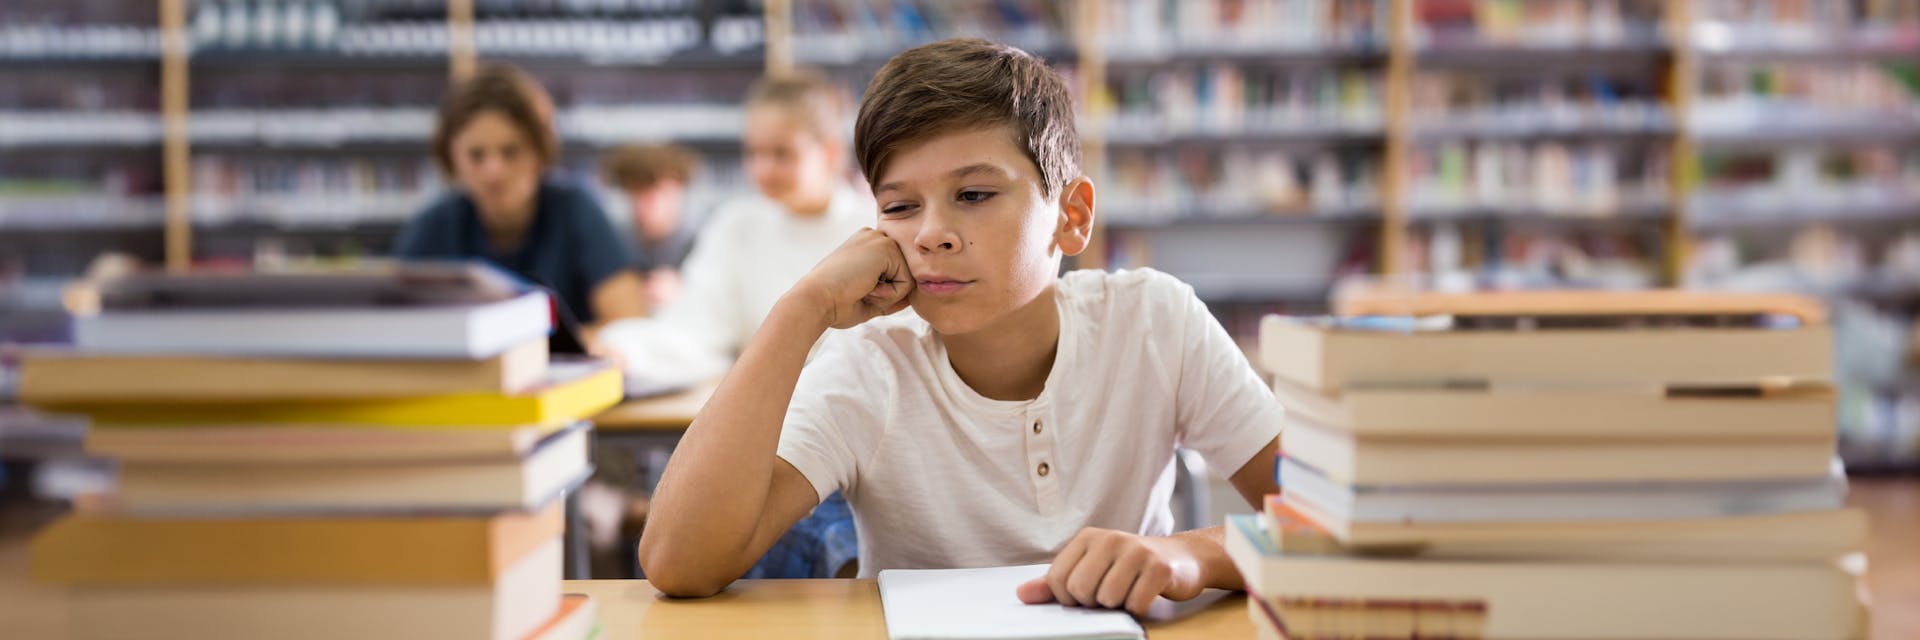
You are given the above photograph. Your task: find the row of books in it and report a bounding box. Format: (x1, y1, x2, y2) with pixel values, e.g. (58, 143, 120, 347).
(0, 146, 749, 242)
(1688, 226, 1920, 293)
(0, 161, 157, 196)
(1692, 147, 1920, 223)
(1409, 223, 1662, 292)
(1415, 0, 1667, 49)
(372, 0, 704, 18)
(0, 72, 157, 112)
(0, 0, 153, 24)
(20, 263, 617, 639)
(1096, 67, 1385, 139)
(1404, 141, 1673, 217)
(191, 0, 344, 52)
(0, 111, 164, 148)
(2, 2, 750, 60)
(1701, 146, 1920, 192)
(187, 148, 744, 219)
(1231, 289, 1864, 639)
(0, 106, 747, 148)
(189, 0, 757, 58)
(193, 155, 439, 200)
(1694, 0, 1920, 50)
(1409, 71, 1671, 136)
(791, 0, 1072, 63)
(980, 46, 1913, 145)
(1693, 61, 1920, 132)
(0, 24, 159, 60)
(193, 63, 758, 108)
(1101, 0, 1387, 56)
(1101, 148, 1381, 224)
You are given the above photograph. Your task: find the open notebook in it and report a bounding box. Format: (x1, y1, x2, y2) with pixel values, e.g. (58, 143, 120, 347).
(877, 565, 1144, 640)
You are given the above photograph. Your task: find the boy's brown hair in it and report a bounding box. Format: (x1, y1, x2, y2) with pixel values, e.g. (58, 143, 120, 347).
(600, 144, 697, 191)
(431, 63, 558, 175)
(745, 68, 849, 143)
(854, 38, 1080, 198)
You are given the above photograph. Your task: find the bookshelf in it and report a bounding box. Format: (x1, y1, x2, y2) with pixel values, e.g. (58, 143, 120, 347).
(174, 0, 765, 269)
(0, 1, 167, 346)
(1675, 0, 1920, 472)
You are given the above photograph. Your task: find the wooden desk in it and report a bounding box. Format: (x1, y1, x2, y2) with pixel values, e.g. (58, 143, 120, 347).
(594, 383, 715, 432)
(560, 579, 1253, 639)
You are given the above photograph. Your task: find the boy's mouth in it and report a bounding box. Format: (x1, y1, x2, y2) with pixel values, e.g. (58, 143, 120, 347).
(915, 278, 975, 296)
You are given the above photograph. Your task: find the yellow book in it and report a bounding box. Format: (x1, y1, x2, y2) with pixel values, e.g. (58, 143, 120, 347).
(48, 361, 622, 428)
(31, 502, 560, 586)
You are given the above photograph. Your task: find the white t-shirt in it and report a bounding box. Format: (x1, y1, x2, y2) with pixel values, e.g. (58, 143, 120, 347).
(776, 268, 1284, 577)
(599, 185, 875, 384)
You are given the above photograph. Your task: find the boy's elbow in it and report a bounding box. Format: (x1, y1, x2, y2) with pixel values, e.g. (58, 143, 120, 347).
(636, 535, 733, 598)
(643, 562, 732, 598)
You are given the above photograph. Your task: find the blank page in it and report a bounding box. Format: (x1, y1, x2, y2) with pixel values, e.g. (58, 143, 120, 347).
(877, 565, 1145, 640)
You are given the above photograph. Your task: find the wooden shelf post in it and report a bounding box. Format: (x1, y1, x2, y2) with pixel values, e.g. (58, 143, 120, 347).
(1381, 0, 1416, 278)
(161, 0, 191, 273)
(448, 0, 476, 81)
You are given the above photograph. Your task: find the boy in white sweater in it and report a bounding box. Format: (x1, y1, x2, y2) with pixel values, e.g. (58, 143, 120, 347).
(639, 39, 1282, 615)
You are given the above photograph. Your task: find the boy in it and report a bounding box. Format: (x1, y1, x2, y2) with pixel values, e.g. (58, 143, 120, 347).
(599, 143, 700, 310)
(638, 39, 1282, 615)
(599, 70, 870, 580)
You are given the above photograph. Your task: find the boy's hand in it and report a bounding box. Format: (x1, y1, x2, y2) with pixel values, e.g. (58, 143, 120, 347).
(1015, 528, 1206, 617)
(794, 229, 915, 329)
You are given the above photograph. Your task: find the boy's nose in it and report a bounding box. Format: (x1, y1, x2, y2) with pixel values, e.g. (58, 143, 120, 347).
(915, 210, 963, 254)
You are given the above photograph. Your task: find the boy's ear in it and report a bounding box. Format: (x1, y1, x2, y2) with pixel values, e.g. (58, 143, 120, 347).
(1053, 176, 1096, 257)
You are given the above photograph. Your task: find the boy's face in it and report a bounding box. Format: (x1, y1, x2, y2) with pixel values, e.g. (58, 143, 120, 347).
(744, 106, 838, 211)
(873, 125, 1092, 336)
(626, 180, 686, 241)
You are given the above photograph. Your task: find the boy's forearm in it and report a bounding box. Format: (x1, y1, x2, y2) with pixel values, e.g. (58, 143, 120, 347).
(1169, 526, 1244, 592)
(637, 292, 830, 586)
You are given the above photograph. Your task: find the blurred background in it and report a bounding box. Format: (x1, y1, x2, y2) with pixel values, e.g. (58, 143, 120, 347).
(1, 0, 1918, 483)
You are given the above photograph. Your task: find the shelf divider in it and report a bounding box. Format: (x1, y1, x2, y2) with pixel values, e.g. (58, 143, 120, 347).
(161, 0, 191, 273)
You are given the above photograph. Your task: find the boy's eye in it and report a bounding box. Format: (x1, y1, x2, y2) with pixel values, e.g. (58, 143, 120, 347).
(882, 203, 916, 216)
(957, 189, 996, 204)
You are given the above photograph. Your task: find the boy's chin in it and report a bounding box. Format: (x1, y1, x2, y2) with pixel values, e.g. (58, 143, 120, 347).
(911, 301, 994, 336)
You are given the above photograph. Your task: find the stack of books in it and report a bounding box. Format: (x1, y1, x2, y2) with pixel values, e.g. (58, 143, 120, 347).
(1229, 289, 1868, 640)
(20, 264, 618, 640)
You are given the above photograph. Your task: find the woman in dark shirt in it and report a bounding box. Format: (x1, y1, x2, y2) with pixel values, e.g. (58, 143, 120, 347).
(395, 63, 645, 331)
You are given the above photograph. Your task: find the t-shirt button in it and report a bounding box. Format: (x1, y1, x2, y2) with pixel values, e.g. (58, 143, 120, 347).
(1037, 462, 1050, 477)
(1032, 420, 1043, 435)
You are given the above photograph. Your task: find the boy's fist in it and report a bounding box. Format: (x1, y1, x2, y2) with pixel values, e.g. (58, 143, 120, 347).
(795, 228, 915, 330)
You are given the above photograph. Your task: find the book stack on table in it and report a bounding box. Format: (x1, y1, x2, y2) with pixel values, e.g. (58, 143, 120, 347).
(20, 263, 617, 640)
(1230, 289, 1868, 640)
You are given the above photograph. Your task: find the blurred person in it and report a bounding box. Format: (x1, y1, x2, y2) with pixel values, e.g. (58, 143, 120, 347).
(600, 143, 701, 310)
(395, 63, 646, 338)
(597, 69, 871, 384)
